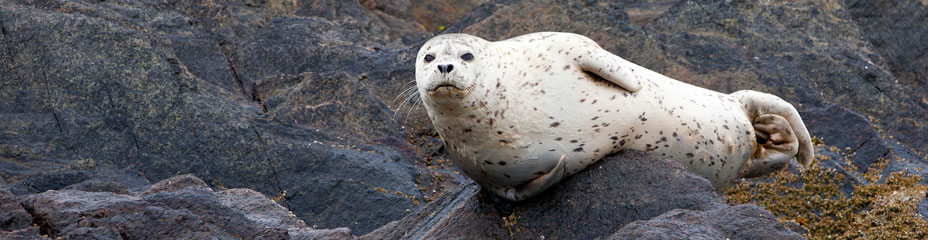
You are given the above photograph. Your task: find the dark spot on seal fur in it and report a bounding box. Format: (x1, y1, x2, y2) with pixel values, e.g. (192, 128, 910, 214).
(573, 147, 583, 152)
(550, 122, 560, 127)
(498, 161, 507, 165)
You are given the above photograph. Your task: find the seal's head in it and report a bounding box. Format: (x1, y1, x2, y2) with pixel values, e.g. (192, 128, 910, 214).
(415, 34, 491, 103)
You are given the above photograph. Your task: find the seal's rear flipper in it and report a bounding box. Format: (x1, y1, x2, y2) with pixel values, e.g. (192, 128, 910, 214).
(493, 155, 568, 201)
(741, 114, 800, 178)
(732, 90, 814, 175)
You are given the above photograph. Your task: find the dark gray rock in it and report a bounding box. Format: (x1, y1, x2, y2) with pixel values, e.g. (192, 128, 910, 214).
(3, 171, 89, 195)
(62, 179, 129, 194)
(443, 0, 666, 70)
(0, 189, 31, 231)
(610, 204, 803, 240)
(0, 227, 45, 240)
(364, 151, 796, 239)
(15, 174, 354, 239)
(0, 0, 442, 234)
(406, 0, 490, 32)
(803, 104, 891, 170)
(141, 173, 211, 195)
(845, 1, 928, 151)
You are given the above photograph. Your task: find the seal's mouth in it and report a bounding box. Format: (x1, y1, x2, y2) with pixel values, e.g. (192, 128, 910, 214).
(430, 83, 464, 92)
(425, 79, 469, 95)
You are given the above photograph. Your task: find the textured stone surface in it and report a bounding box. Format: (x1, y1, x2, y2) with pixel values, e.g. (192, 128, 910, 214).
(846, 1, 928, 138)
(609, 204, 803, 239)
(364, 151, 796, 239)
(11, 175, 351, 239)
(0, 189, 31, 232)
(0, 0, 441, 234)
(1, 0, 927, 238)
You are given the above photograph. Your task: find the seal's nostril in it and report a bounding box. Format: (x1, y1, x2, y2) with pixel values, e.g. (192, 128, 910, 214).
(438, 64, 454, 73)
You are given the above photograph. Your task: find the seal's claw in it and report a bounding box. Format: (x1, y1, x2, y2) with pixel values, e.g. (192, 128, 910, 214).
(497, 155, 568, 201)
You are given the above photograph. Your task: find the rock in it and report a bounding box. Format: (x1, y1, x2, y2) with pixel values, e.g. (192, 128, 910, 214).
(4, 171, 89, 195)
(14, 175, 354, 239)
(363, 151, 797, 239)
(141, 174, 211, 195)
(62, 179, 129, 194)
(408, 0, 490, 32)
(0, 0, 440, 234)
(803, 104, 891, 170)
(0, 227, 45, 240)
(255, 72, 404, 142)
(0, 189, 31, 231)
(60, 227, 122, 240)
(290, 227, 357, 240)
(443, 0, 667, 70)
(609, 204, 803, 239)
(622, 0, 679, 27)
(845, 1, 928, 151)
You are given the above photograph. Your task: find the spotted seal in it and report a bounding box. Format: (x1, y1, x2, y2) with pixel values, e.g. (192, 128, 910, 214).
(415, 32, 813, 201)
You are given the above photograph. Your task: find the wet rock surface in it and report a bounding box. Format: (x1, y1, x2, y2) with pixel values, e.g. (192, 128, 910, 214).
(1, 0, 926, 238)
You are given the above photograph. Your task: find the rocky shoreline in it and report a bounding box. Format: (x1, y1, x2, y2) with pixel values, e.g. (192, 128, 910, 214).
(2, 0, 926, 239)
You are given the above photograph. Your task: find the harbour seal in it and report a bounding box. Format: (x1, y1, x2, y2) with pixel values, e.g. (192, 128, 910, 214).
(415, 32, 814, 201)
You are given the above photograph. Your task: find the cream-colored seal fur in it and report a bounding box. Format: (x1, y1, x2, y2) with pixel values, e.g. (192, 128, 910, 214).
(415, 32, 813, 201)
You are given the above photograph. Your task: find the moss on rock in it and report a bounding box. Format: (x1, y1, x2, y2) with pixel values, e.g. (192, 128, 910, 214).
(727, 156, 928, 239)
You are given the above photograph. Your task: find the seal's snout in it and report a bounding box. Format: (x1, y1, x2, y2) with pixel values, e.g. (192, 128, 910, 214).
(438, 64, 454, 73)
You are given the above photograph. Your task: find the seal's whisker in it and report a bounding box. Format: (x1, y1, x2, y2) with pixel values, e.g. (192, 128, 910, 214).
(394, 89, 421, 119)
(391, 86, 418, 105)
(403, 100, 421, 125)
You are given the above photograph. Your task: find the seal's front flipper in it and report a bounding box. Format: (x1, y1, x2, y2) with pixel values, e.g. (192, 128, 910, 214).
(741, 114, 800, 178)
(575, 45, 644, 93)
(495, 155, 568, 201)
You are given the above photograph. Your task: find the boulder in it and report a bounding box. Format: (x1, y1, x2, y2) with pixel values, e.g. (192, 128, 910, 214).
(0, 0, 443, 234)
(364, 151, 797, 239)
(609, 204, 802, 239)
(12, 174, 354, 239)
(0, 189, 31, 232)
(845, 1, 928, 151)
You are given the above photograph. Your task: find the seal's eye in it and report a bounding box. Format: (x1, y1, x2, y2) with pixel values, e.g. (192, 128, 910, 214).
(461, 53, 474, 61)
(424, 54, 435, 62)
